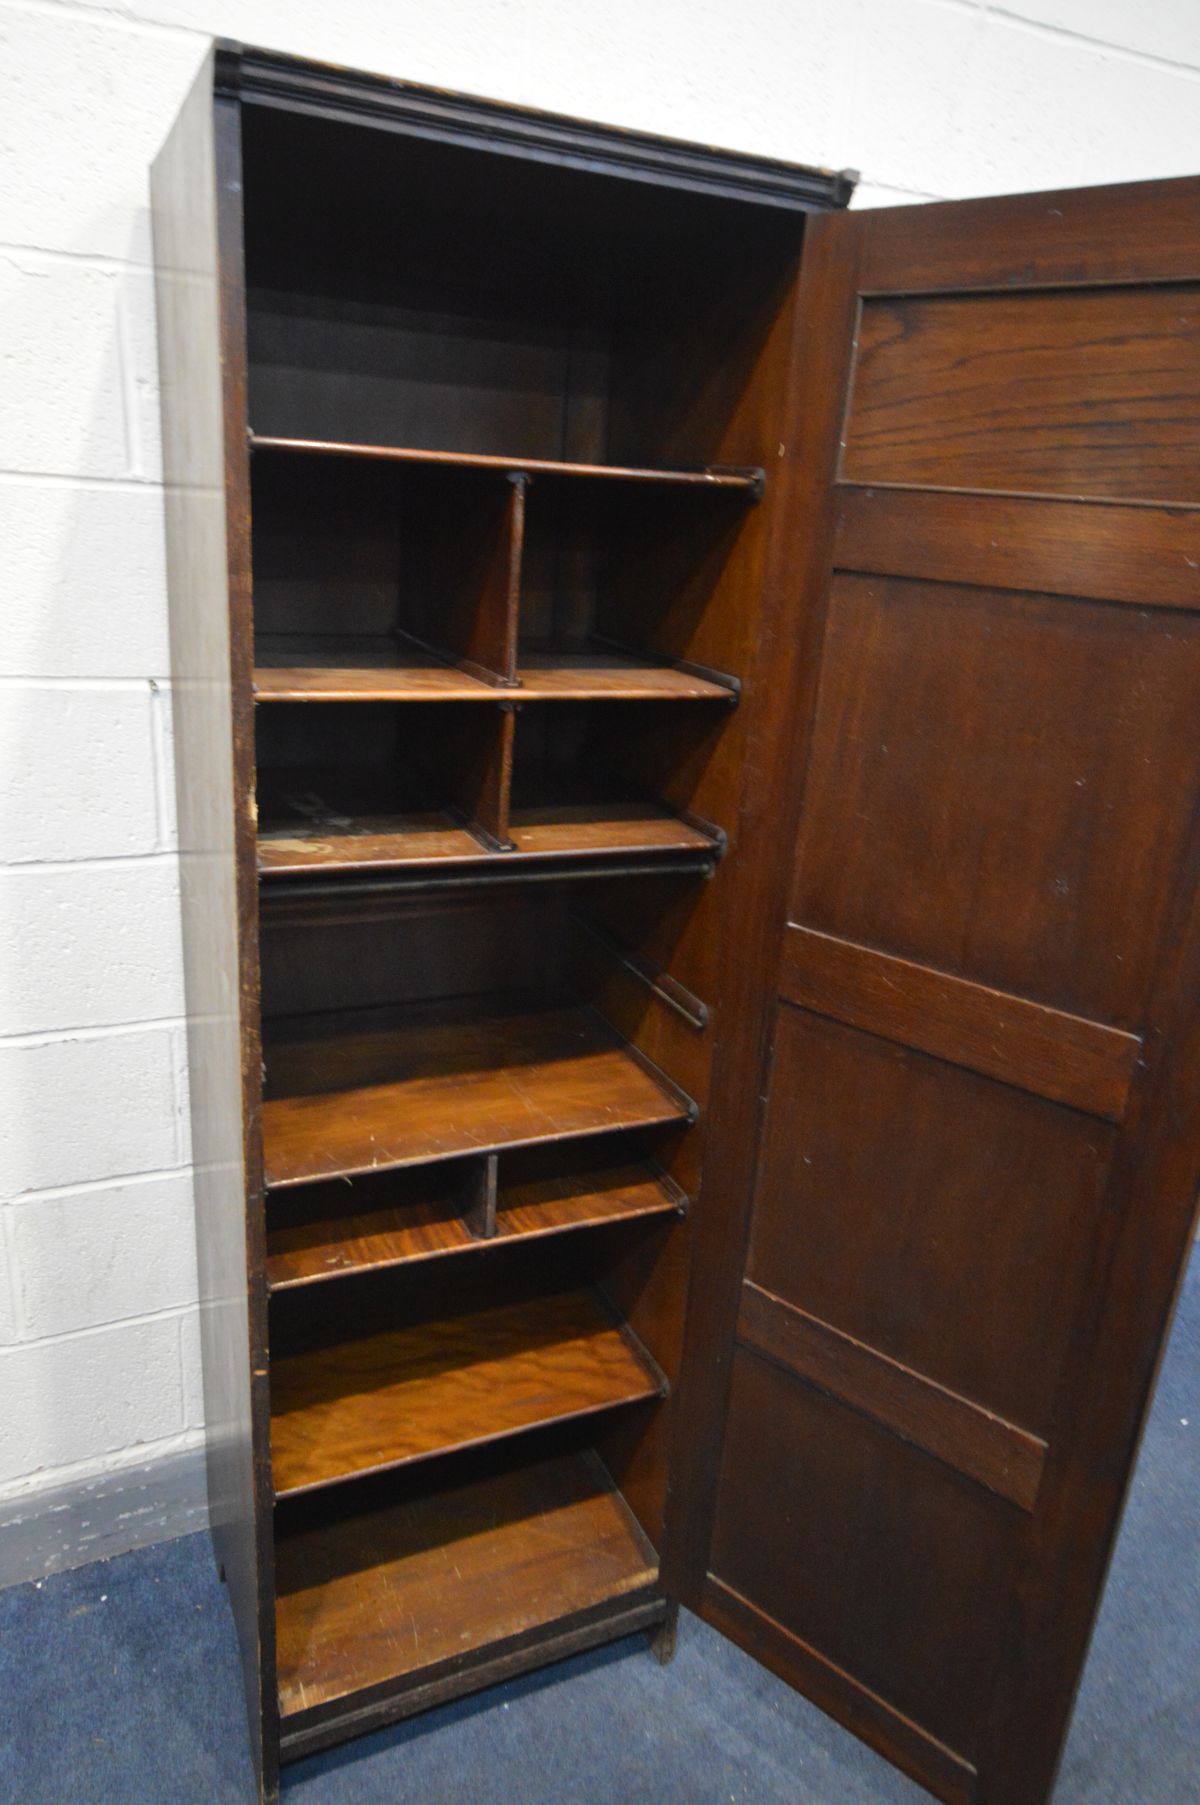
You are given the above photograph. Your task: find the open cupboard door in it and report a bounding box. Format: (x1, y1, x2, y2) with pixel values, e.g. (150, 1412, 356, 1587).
(682, 177, 1200, 1804)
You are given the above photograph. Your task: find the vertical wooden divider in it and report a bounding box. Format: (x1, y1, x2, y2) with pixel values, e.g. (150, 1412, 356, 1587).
(467, 703, 516, 851)
(411, 473, 525, 850)
(463, 1155, 500, 1240)
(466, 473, 525, 846)
(457, 472, 525, 687)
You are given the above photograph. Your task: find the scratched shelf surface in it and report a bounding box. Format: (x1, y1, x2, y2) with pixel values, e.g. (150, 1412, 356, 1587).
(274, 1445, 659, 1717)
(261, 994, 692, 1189)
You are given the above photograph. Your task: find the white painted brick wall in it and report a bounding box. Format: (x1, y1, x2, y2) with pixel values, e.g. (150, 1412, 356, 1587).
(1, 0, 1198, 1524)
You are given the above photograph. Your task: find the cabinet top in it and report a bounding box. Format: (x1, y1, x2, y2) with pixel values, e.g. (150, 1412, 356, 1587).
(211, 39, 856, 213)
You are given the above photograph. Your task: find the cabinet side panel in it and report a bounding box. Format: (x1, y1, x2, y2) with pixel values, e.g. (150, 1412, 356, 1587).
(152, 55, 275, 1800)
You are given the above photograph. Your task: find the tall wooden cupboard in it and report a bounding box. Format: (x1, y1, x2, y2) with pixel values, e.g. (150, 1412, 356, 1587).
(152, 40, 1200, 1805)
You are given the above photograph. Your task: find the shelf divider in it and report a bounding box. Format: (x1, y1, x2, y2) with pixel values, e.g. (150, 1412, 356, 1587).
(462, 1154, 499, 1240)
(265, 1155, 687, 1291)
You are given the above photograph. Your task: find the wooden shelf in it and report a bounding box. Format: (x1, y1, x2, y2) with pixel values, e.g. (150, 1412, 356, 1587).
(254, 649, 502, 703)
(275, 1448, 659, 1718)
(262, 995, 693, 1189)
(505, 797, 714, 861)
(266, 1159, 683, 1290)
(253, 647, 734, 704)
(258, 802, 715, 875)
(258, 804, 488, 876)
(250, 432, 762, 492)
(256, 762, 721, 877)
(515, 650, 734, 701)
(270, 1289, 663, 1496)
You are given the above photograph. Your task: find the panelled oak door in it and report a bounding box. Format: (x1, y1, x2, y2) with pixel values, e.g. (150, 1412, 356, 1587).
(696, 179, 1200, 1804)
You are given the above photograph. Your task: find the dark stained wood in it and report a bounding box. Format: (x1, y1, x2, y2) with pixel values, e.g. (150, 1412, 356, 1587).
(668, 210, 864, 1601)
(261, 996, 692, 1189)
(250, 433, 762, 490)
(270, 1289, 663, 1495)
(274, 1448, 659, 1720)
(739, 1283, 1046, 1513)
(168, 46, 1200, 1805)
(465, 699, 513, 846)
(835, 486, 1200, 612)
(712, 1349, 1021, 1779)
(697, 183, 1200, 1805)
(221, 42, 853, 214)
(746, 1007, 1116, 1441)
(856, 173, 1200, 295)
(279, 1591, 668, 1763)
(779, 923, 1141, 1121)
(462, 1151, 499, 1239)
(161, 41, 848, 1800)
(250, 454, 519, 686)
(151, 53, 279, 1803)
(254, 710, 515, 868)
(843, 285, 1200, 502)
(790, 572, 1200, 1032)
(702, 1579, 978, 1805)
(266, 1159, 683, 1289)
(258, 889, 564, 1020)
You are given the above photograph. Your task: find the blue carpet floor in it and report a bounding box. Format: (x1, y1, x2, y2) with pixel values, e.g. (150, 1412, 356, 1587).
(1, 1249, 1195, 1804)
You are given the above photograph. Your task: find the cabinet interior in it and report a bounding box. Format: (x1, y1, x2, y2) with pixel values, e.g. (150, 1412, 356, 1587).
(237, 95, 806, 1744)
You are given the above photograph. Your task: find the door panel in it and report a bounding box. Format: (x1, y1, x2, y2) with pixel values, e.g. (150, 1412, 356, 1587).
(713, 1349, 1022, 1765)
(686, 178, 1200, 1805)
(842, 284, 1200, 500)
(791, 573, 1200, 1028)
(744, 1007, 1114, 1439)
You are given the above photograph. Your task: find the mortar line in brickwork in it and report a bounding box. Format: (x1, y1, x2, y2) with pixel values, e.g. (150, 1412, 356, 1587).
(0, 1016, 187, 1051)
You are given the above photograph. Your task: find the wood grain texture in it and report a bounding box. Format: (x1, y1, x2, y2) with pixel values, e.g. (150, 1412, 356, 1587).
(790, 573, 1200, 1032)
(253, 655, 499, 701)
(668, 212, 863, 1599)
(258, 810, 486, 874)
(253, 649, 733, 703)
(702, 1579, 978, 1805)
(514, 651, 734, 700)
(779, 923, 1140, 1121)
(279, 1591, 667, 1762)
(269, 1290, 663, 1495)
(857, 174, 1200, 294)
(166, 43, 840, 1797)
(706, 184, 1200, 1805)
(834, 486, 1200, 612)
(711, 1349, 1020, 1772)
(506, 800, 716, 860)
(266, 1160, 683, 1289)
(746, 1006, 1115, 1440)
(261, 996, 692, 1188)
(257, 806, 714, 873)
(256, 758, 720, 875)
(843, 285, 1200, 502)
(152, 56, 278, 1801)
(274, 1448, 658, 1718)
(250, 433, 761, 489)
(738, 1283, 1046, 1512)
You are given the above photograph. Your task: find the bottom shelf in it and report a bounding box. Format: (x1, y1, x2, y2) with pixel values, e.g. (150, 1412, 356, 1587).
(275, 1447, 659, 1720)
